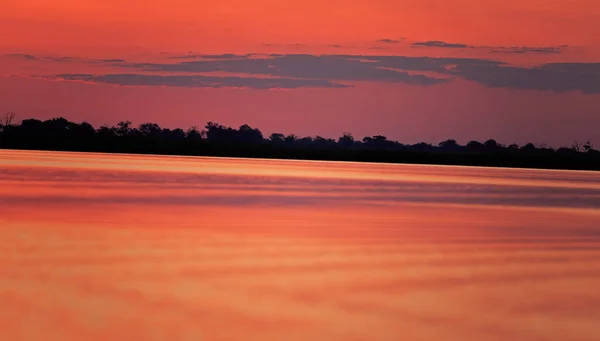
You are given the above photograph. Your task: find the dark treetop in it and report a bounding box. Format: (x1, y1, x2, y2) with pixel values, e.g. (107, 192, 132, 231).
(1, 113, 599, 171)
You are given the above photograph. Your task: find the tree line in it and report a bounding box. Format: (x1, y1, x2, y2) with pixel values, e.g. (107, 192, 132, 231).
(1, 112, 599, 171)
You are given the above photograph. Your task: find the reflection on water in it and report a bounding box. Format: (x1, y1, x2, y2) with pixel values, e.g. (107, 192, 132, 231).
(1, 150, 600, 341)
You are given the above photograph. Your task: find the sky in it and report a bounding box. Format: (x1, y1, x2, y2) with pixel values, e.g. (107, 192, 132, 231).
(2, 0, 600, 147)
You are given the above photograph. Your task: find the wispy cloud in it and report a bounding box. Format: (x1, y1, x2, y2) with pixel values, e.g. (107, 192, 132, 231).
(412, 41, 472, 49)
(6, 54, 77, 62)
(490, 45, 570, 55)
(45, 73, 351, 89)
(353, 55, 600, 93)
(124, 54, 450, 86)
(168, 53, 251, 60)
(95, 59, 127, 63)
(377, 38, 404, 44)
(261, 43, 348, 50)
(10, 51, 600, 94)
(44, 56, 77, 62)
(409, 41, 572, 55)
(5, 53, 39, 60)
(451, 62, 600, 94)
(4, 53, 126, 64)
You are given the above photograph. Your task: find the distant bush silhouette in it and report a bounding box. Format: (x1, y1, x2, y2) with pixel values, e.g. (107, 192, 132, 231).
(1, 113, 599, 171)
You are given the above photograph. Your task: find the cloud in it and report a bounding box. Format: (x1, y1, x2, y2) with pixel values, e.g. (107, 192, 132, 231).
(5, 53, 38, 60)
(412, 41, 473, 49)
(4, 53, 126, 64)
(325, 54, 506, 77)
(409, 41, 571, 55)
(168, 53, 250, 60)
(261, 43, 348, 50)
(448, 61, 600, 94)
(96, 58, 127, 63)
(116, 54, 600, 93)
(44, 56, 77, 62)
(350, 55, 600, 93)
(5, 54, 76, 62)
(490, 45, 570, 55)
(377, 38, 404, 44)
(47, 73, 351, 89)
(11, 51, 600, 94)
(123, 54, 451, 86)
(262, 43, 307, 48)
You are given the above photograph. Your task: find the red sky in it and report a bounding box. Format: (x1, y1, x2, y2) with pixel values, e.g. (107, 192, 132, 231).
(2, 0, 600, 146)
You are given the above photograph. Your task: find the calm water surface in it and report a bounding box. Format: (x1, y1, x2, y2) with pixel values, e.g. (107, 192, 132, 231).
(1, 149, 600, 341)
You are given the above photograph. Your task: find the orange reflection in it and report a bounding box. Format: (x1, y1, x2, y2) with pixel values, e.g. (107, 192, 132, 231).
(1, 150, 600, 341)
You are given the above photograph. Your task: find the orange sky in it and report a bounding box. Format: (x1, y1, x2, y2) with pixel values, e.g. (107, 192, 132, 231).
(2, 0, 600, 146)
(3, 0, 600, 53)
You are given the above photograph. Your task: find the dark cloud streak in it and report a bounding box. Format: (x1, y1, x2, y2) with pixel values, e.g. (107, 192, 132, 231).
(9, 50, 600, 94)
(47, 73, 351, 89)
(44, 56, 77, 62)
(412, 41, 472, 49)
(5, 53, 38, 60)
(410, 41, 572, 55)
(490, 46, 570, 55)
(95, 58, 127, 63)
(168, 53, 251, 60)
(4, 53, 126, 64)
(452, 62, 600, 94)
(124, 54, 451, 86)
(377, 38, 404, 44)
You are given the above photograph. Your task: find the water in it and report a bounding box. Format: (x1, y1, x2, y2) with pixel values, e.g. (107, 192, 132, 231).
(1, 149, 600, 341)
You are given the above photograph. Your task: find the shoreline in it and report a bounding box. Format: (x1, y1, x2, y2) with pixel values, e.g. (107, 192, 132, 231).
(1, 146, 599, 172)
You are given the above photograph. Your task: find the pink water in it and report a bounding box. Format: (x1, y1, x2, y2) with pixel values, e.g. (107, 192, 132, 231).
(1, 150, 600, 341)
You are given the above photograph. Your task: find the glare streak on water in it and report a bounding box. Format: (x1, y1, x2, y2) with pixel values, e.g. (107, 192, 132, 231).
(1, 149, 600, 341)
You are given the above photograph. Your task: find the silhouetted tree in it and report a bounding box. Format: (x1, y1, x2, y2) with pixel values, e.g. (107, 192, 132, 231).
(297, 136, 314, 147)
(21, 118, 43, 130)
(411, 142, 432, 151)
(169, 128, 186, 141)
(362, 135, 401, 151)
(439, 139, 459, 150)
(313, 136, 336, 149)
(186, 126, 203, 141)
(484, 139, 499, 150)
(116, 121, 133, 136)
(584, 140, 594, 152)
(0, 112, 16, 129)
(205, 122, 227, 142)
(521, 143, 537, 152)
(269, 133, 285, 144)
(557, 147, 575, 154)
(139, 122, 161, 136)
(238, 124, 263, 144)
(338, 132, 354, 148)
(285, 134, 298, 145)
(466, 141, 484, 150)
(1, 116, 599, 171)
(97, 124, 117, 139)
